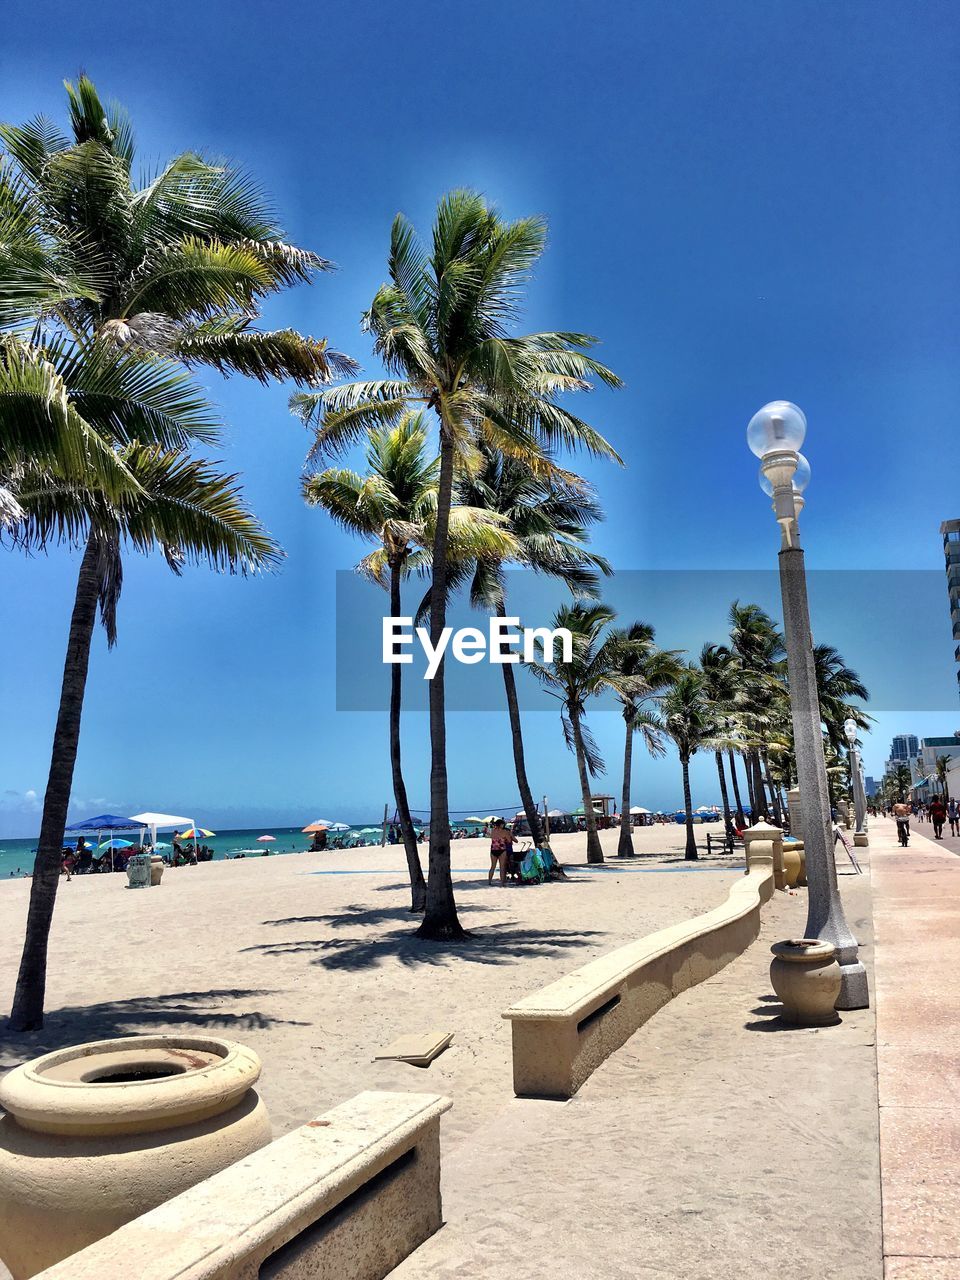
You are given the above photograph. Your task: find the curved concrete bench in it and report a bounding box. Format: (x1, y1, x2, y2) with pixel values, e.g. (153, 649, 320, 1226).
(34, 1090, 451, 1280)
(503, 865, 774, 1099)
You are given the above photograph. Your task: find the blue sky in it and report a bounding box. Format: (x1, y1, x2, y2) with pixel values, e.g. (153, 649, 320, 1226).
(2, 0, 959, 835)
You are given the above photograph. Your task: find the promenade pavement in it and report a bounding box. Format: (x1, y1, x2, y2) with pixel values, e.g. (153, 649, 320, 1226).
(871, 818, 960, 1278)
(397, 849, 881, 1280)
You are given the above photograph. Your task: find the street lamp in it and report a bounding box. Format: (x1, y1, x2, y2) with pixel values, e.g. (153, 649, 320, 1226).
(844, 717, 869, 845)
(748, 401, 869, 1009)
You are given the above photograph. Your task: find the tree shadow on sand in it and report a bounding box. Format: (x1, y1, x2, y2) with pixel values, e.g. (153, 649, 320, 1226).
(0, 988, 311, 1070)
(261, 902, 498, 929)
(242, 921, 605, 972)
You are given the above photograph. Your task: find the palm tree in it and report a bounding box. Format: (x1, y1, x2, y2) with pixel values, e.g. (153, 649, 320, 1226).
(453, 449, 610, 848)
(936, 753, 951, 800)
(728, 602, 785, 821)
(607, 625, 683, 857)
(294, 191, 621, 937)
(528, 603, 630, 863)
(700, 643, 741, 846)
(303, 415, 513, 911)
(812, 644, 869, 756)
(8, 443, 281, 1030)
(1, 77, 354, 384)
(892, 763, 913, 803)
(662, 667, 710, 860)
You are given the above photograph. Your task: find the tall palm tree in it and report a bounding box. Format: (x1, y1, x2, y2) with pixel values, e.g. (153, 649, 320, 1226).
(294, 191, 621, 937)
(8, 442, 281, 1030)
(453, 448, 610, 848)
(700, 643, 741, 845)
(528, 603, 630, 863)
(1, 77, 354, 384)
(303, 414, 514, 911)
(892, 764, 913, 803)
(662, 667, 710, 861)
(608, 624, 683, 857)
(728, 602, 785, 821)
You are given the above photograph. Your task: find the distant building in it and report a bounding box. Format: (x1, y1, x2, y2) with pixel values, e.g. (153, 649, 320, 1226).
(864, 776, 877, 798)
(917, 734, 960, 782)
(941, 519, 960, 698)
(884, 734, 919, 777)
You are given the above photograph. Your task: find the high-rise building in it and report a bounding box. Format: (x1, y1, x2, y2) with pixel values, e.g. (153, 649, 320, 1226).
(864, 776, 877, 798)
(888, 734, 918, 764)
(940, 519, 960, 697)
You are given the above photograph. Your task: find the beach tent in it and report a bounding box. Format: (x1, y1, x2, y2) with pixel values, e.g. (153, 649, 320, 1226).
(547, 809, 569, 817)
(629, 806, 652, 815)
(129, 812, 198, 850)
(66, 813, 141, 870)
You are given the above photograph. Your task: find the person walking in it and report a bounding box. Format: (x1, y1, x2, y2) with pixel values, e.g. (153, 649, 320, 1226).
(930, 795, 947, 839)
(949, 798, 959, 837)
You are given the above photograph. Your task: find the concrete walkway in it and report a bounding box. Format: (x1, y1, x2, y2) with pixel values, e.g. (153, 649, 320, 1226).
(871, 818, 960, 1278)
(397, 860, 881, 1279)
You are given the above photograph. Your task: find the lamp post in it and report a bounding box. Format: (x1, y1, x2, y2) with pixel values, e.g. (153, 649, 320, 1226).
(844, 717, 869, 846)
(748, 401, 869, 1009)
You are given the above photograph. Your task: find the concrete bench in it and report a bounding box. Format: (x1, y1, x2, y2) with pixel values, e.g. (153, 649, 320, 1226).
(34, 1090, 451, 1280)
(503, 866, 774, 1099)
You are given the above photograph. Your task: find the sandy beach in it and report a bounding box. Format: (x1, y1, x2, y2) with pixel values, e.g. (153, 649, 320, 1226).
(0, 824, 740, 1144)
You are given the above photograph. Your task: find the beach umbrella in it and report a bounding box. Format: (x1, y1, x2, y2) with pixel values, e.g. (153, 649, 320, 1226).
(257, 835, 276, 843)
(358, 827, 381, 835)
(98, 838, 133, 850)
(630, 806, 652, 815)
(465, 816, 485, 823)
(547, 808, 568, 817)
(180, 827, 215, 840)
(572, 805, 585, 815)
(301, 821, 330, 833)
(328, 822, 350, 832)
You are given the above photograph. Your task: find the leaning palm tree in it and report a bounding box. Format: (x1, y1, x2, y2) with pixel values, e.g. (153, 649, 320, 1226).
(294, 191, 621, 937)
(607, 624, 683, 857)
(812, 643, 869, 756)
(1, 77, 354, 384)
(8, 443, 281, 1030)
(527, 603, 630, 863)
(728, 602, 785, 820)
(453, 448, 611, 848)
(303, 414, 514, 911)
(662, 667, 710, 861)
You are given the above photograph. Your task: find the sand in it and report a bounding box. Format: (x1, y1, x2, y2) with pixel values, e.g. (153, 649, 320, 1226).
(0, 823, 740, 1144)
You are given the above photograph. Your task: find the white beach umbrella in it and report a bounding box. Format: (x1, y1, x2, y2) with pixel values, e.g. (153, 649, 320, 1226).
(630, 806, 652, 815)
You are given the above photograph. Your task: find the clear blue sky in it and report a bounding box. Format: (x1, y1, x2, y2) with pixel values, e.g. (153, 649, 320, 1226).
(2, 0, 959, 835)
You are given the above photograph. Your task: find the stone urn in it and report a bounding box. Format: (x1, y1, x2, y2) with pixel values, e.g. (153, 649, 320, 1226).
(781, 840, 803, 888)
(0, 1035, 271, 1278)
(149, 854, 164, 886)
(769, 939, 841, 1026)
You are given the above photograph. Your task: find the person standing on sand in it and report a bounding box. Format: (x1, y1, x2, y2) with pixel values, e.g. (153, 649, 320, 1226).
(488, 818, 514, 887)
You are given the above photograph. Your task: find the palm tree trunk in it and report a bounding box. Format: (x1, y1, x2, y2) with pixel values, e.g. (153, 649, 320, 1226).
(570, 706, 603, 863)
(389, 561, 426, 912)
(418, 417, 464, 939)
(761, 751, 783, 826)
(496, 602, 545, 849)
(9, 536, 101, 1031)
(728, 748, 746, 828)
(749, 751, 766, 818)
(715, 749, 734, 849)
(617, 716, 634, 857)
(681, 755, 698, 860)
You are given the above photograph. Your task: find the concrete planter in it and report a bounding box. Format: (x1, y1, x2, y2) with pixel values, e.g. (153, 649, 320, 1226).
(769, 939, 841, 1025)
(149, 855, 164, 886)
(0, 1035, 270, 1279)
(781, 841, 803, 888)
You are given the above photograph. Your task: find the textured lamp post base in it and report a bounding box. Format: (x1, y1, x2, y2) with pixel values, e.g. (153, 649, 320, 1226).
(835, 959, 869, 1010)
(853, 832, 869, 847)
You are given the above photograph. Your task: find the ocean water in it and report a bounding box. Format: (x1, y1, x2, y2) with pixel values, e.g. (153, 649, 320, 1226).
(0, 823, 398, 882)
